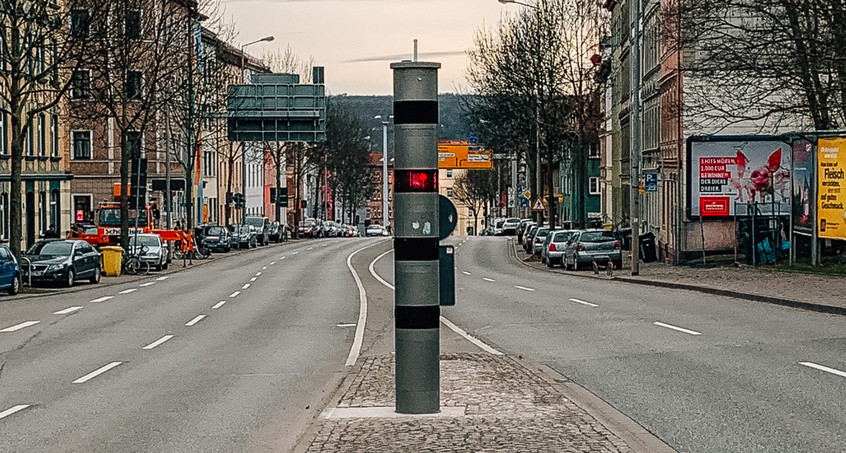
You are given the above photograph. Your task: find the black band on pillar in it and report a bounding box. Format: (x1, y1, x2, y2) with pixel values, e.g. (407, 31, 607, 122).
(394, 238, 439, 260)
(396, 305, 440, 329)
(393, 100, 438, 124)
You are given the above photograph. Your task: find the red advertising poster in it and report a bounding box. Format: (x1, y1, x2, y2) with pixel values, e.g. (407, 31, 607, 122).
(700, 197, 730, 216)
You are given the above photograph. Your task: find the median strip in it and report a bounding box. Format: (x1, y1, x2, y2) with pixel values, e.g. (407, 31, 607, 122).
(73, 361, 122, 384)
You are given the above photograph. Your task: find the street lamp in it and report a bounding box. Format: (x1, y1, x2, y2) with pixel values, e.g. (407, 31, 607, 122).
(239, 35, 274, 224)
(375, 115, 393, 231)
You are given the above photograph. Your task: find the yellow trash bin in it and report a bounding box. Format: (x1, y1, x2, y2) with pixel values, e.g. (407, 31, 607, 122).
(101, 246, 124, 277)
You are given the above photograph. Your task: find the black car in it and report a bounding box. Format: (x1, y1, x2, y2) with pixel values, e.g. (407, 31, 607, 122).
(268, 221, 286, 243)
(229, 224, 256, 249)
(202, 225, 231, 252)
(22, 239, 101, 287)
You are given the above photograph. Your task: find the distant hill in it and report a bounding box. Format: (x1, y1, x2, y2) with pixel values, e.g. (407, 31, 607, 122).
(330, 94, 475, 142)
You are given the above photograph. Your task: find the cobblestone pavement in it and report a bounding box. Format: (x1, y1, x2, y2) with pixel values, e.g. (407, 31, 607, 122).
(303, 353, 641, 453)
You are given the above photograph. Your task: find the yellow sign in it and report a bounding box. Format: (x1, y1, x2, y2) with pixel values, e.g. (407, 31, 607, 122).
(438, 143, 493, 169)
(557, 194, 563, 203)
(818, 137, 846, 239)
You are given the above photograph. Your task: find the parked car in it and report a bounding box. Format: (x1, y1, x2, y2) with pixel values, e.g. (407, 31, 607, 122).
(128, 233, 169, 271)
(531, 227, 551, 255)
(268, 221, 285, 243)
(502, 217, 521, 235)
(366, 224, 389, 237)
(541, 230, 577, 267)
(524, 225, 539, 253)
(230, 224, 257, 249)
(564, 229, 623, 270)
(202, 225, 231, 252)
(517, 219, 534, 244)
(22, 239, 101, 287)
(493, 218, 505, 235)
(245, 216, 270, 245)
(298, 218, 317, 238)
(0, 245, 21, 295)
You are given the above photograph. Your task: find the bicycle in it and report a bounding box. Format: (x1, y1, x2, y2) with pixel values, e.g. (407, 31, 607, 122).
(123, 245, 150, 275)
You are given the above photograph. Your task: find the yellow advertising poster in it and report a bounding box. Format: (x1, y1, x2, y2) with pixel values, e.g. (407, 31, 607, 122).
(817, 137, 846, 239)
(438, 143, 493, 169)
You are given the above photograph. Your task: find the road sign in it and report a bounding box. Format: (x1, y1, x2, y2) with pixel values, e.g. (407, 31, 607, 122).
(438, 195, 458, 240)
(531, 198, 545, 212)
(523, 190, 531, 199)
(645, 172, 658, 192)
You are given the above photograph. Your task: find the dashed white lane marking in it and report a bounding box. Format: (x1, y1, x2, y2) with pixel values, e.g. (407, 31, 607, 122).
(336, 323, 357, 328)
(156, 276, 169, 281)
(800, 362, 846, 379)
(143, 335, 174, 350)
(654, 321, 702, 336)
(280, 256, 286, 260)
(0, 405, 30, 420)
(270, 262, 276, 265)
(212, 300, 227, 309)
(54, 306, 83, 315)
(292, 251, 299, 255)
(462, 271, 471, 275)
(73, 361, 122, 384)
(139, 282, 155, 287)
(90, 296, 114, 303)
(514, 285, 535, 292)
(229, 291, 240, 298)
(482, 277, 496, 282)
(242, 283, 251, 289)
(250, 277, 257, 282)
(255, 272, 262, 276)
(1, 321, 40, 332)
(118, 288, 137, 294)
(307, 247, 314, 251)
(440, 317, 503, 355)
(262, 266, 267, 270)
(185, 315, 206, 327)
(569, 298, 598, 307)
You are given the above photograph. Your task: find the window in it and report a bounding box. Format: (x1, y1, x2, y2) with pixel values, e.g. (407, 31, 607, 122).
(51, 189, 60, 229)
(446, 188, 453, 197)
(0, 114, 6, 155)
(38, 114, 46, 156)
(26, 125, 33, 156)
(125, 71, 142, 100)
(51, 115, 58, 157)
(70, 10, 91, 39)
(446, 169, 453, 178)
(39, 192, 47, 235)
(588, 142, 600, 159)
(589, 177, 600, 195)
(72, 131, 92, 159)
(125, 10, 142, 40)
(0, 193, 7, 239)
(71, 70, 89, 99)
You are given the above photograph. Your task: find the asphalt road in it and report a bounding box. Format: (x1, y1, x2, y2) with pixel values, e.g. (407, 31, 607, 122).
(0, 238, 387, 452)
(441, 236, 846, 453)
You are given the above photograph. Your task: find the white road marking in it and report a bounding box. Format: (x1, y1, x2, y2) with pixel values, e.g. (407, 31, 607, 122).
(185, 315, 206, 326)
(482, 277, 496, 282)
(440, 317, 503, 355)
(255, 272, 262, 276)
(229, 291, 240, 298)
(654, 321, 702, 336)
(139, 282, 155, 287)
(800, 362, 846, 379)
(292, 251, 299, 255)
(514, 285, 535, 292)
(90, 296, 114, 303)
(156, 276, 169, 281)
(119, 288, 137, 294)
(270, 262, 276, 265)
(569, 298, 598, 307)
(212, 300, 227, 309)
(369, 250, 395, 289)
(250, 277, 257, 282)
(1, 321, 40, 332)
(336, 323, 357, 328)
(242, 283, 251, 289)
(280, 256, 286, 260)
(307, 247, 314, 251)
(54, 306, 83, 315)
(262, 266, 268, 270)
(462, 271, 471, 275)
(0, 405, 30, 420)
(345, 241, 389, 367)
(143, 335, 174, 350)
(73, 361, 122, 384)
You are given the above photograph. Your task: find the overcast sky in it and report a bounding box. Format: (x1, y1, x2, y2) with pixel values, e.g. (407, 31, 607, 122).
(220, 0, 514, 95)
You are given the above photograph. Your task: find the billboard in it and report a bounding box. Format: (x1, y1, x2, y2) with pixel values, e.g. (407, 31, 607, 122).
(791, 139, 814, 234)
(817, 137, 846, 239)
(688, 137, 791, 217)
(438, 142, 493, 169)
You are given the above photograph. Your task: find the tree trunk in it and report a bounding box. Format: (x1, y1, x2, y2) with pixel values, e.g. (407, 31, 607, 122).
(9, 110, 25, 258)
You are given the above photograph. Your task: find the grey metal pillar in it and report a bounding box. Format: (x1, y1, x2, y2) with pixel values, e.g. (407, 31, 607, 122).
(390, 59, 441, 414)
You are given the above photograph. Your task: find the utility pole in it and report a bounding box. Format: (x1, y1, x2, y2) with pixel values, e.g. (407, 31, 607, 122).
(630, 0, 642, 275)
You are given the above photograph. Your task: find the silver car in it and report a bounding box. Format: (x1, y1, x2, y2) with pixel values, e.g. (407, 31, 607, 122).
(564, 229, 622, 270)
(129, 233, 168, 271)
(531, 227, 550, 255)
(541, 230, 577, 267)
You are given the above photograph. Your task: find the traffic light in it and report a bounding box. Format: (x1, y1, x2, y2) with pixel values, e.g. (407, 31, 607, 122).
(129, 157, 147, 207)
(233, 193, 245, 210)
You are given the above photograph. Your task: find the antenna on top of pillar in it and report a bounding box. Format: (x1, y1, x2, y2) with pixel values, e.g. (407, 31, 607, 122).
(413, 39, 418, 62)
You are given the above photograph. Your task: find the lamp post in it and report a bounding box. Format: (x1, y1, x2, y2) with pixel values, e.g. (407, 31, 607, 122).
(239, 35, 274, 225)
(375, 115, 392, 231)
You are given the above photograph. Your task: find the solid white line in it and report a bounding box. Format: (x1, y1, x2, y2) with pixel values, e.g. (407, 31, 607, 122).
(514, 285, 535, 292)
(0, 321, 40, 332)
(482, 277, 496, 282)
(569, 298, 598, 307)
(462, 271, 471, 275)
(73, 361, 122, 384)
(212, 300, 227, 309)
(654, 321, 702, 336)
(800, 362, 846, 379)
(185, 315, 206, 326)
(0, 405, 30, 420)
(143, 335, 174, 350)
(250, 277, 257, 282)
(369, 250, 395, 290)
(156, 276, 169, 281)
(54, 306, 84, 315)
(242, 283, 251, 289)
(119, 288, 137, 294)
(440, 317, 503, 355)
(90, 296, 114, 303)
(345, 240, 388, 367)
(139, 282, 155, 287)
(229, 291, 240, 298)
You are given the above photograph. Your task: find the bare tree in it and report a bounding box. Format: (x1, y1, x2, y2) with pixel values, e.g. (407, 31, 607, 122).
(0, 0, 103, 257)
(452, 171, 494, 235)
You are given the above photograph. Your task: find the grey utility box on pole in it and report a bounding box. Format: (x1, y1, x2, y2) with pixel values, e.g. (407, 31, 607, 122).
(390, 59, 441, 414)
